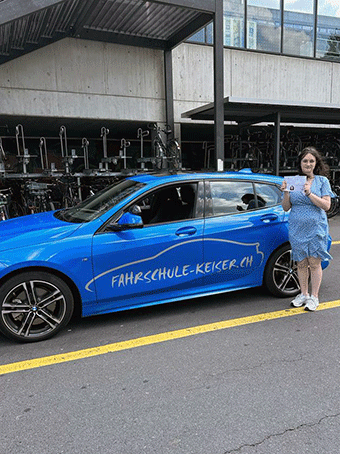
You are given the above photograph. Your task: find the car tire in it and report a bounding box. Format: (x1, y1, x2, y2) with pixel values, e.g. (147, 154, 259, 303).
(0, 271, 74, 342)
(264, 244, 300, 298)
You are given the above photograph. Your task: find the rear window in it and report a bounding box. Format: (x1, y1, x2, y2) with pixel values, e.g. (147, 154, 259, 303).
(210, 180, 281, 216)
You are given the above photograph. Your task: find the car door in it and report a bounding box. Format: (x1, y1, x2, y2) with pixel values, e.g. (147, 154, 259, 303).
(89, 182, 205, 313)
(202, 179, 285, 293)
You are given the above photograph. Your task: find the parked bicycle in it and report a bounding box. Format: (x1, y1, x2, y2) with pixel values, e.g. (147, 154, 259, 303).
(0, 138, 7, 173)
(148, 123, 181, 170)
(55, 176, 82, 209)
(327, 183, 340, 218)
(0, 188, 24, 220)
(0, 190, 9, 221)
(22, 182, 56, 214)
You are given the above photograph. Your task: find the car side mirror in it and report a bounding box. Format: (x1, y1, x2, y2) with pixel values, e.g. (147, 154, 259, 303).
(108, 205, 143, 231)
(129, 204, 142, 216)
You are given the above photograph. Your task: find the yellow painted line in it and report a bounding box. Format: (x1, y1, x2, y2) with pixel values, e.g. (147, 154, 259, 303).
(1, 299, 340, 376)
(332, 240, 340, 245)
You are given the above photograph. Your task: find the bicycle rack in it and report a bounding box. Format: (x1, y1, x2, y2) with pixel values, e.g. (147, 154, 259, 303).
(59, 126, 68, 157)
(203, 141, 215, 170)
(121, 138, 131, 169)
(16, 124, 37, 174)
(110, 138, 131, 170)
(100, 127, 129, 169)
(59, 125, 72, 174)
(0, 138, 6, 174)
(39, 137, 49, 171)
(100, 127, 110, 171)
(59, 126, 89, 174)
(81, 138, 90, 170)
(0, 189, 10, 221)
(137, 128, 149, 170)
(3, 121, 340, 220)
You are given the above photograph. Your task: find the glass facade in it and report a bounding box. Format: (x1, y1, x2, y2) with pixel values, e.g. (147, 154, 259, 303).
(247, 0, 280, 52)
(188, 0, 340, 62)
(223, 0, 245, 47)
(317, 1, 340, 59)
(283, 0, 314, 57)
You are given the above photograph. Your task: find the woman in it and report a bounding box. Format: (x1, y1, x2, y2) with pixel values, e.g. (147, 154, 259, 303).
(281, 146, 333, 311)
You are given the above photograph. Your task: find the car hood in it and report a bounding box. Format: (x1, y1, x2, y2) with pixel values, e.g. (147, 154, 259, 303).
(0, 211, 81, 252)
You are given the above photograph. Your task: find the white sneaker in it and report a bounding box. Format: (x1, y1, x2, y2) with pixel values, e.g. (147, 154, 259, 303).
(304, 296, 319, 312)
(291, 293, 309, 307)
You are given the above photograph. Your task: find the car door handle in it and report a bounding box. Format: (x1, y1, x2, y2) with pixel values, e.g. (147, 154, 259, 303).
(260, 214, 278, 223)
(175, 226, 197, 236)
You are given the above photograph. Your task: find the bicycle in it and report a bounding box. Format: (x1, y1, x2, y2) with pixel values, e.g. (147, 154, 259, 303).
(22, 182, 56, 214)
(327, 183, 340, 218)
(148, 123, 181, 171)
(55, 177, 82, 209)
(0, 137, 7, 173)
(0, 188, 25, 220)
(0, 190, 9, 221)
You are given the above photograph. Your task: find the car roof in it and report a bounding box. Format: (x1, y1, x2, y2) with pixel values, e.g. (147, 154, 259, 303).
(129, 169, 283, 187)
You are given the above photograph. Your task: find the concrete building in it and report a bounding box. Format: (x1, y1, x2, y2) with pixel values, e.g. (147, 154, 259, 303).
(1, 0, 340, 176)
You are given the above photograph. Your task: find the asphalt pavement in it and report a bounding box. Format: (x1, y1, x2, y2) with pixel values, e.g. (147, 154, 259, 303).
(1, 214, 340, 454)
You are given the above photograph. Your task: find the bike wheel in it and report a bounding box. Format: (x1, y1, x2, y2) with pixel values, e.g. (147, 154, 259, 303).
(8, 201, 25, 218)
(327, 196, 339, 218)
(0, 207, 7, 221)
(154, 141, 165, 170)
(63, 196, 77, 208)
(167, 139, 181, 170)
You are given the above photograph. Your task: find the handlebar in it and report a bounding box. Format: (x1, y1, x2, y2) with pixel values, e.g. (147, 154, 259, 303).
(147, 123, 172, 135)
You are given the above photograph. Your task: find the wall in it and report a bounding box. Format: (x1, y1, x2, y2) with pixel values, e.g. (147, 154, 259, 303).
(173, 43, 340, 124)
(0, 38, 166, 122)
(1, 38, 340, 128)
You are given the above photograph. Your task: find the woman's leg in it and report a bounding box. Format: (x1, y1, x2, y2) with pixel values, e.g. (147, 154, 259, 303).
(296, 258, 309, 295)
(307, 257, 322, 298)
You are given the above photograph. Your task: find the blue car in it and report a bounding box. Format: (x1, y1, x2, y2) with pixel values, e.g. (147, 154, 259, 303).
(0, 170, 321, 342)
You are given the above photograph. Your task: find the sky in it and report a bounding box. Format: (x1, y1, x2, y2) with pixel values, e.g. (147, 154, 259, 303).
(317, 0, 340, 17)
(247, 0, 340, 17)
(284, 0, 314, 13)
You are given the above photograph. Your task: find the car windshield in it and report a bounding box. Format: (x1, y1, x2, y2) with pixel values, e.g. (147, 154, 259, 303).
(54, 179, 145, 223)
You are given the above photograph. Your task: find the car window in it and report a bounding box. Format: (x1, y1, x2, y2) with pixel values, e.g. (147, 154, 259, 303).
(55, 179, 144, 223)
(137, 183, 198, 225)
(254, 183, 282, 207)
(210, 181, 255, 216)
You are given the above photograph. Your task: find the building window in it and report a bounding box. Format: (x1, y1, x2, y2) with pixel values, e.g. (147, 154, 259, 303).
(283, 0, 314, 57)
(187, 22, 213, 45)
(247, 0, 281, 52)
(206, 22, 214, 44)
(189, 1, 340, 63)
(223, 0, 245, 48)
(187, 28, 206, 44)
(316, 1, 340, 60)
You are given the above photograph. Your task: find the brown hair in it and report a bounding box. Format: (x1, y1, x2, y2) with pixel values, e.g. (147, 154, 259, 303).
(297, 146, 330, 178)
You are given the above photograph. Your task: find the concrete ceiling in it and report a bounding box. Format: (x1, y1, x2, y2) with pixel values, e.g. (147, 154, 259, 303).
(0, 0, 215, 65)
(182, 97, 340, 127)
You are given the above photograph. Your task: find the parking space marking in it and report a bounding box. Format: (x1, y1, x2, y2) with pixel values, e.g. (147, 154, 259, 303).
(332, 240, 340, 245)
(1, 299, 340, 376)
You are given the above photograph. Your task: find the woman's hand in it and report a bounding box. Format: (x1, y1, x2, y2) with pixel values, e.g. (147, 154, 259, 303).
(304, 180, 312, 196)
(281, 180, 291, 211)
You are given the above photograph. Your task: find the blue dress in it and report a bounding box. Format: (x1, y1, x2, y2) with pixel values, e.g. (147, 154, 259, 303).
(288, 175, 333, 262)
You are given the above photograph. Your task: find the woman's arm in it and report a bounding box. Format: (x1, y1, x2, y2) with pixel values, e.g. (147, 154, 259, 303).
(281, 180, 292, 211)
(281, 191, 292, 211)
(304, 177, 331, 211)
(305, 192, 331, 211)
